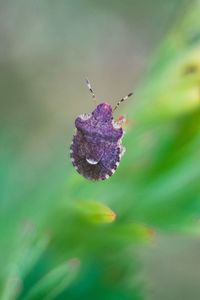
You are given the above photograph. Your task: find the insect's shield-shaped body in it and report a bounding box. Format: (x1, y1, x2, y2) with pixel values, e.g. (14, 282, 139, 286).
(70, 103, 126, 181)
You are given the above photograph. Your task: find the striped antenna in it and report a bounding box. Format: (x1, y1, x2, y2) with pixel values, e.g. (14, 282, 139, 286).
(85, 78, 96, 105)
(113, 92, 133, 112)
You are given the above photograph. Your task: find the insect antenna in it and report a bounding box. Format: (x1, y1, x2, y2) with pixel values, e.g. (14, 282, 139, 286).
(113, 92, 133, 112)
(85, 78, 97, 105)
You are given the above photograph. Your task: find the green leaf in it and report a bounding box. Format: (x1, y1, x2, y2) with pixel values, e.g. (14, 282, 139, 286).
(21, 258, 80, 300)
(74, 200, 116, 224)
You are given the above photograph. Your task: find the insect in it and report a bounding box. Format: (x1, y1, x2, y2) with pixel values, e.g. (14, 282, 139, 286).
(70, 79, 133, 181)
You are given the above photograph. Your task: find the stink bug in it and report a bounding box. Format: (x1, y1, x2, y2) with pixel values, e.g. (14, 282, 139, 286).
(70, 79, 133, 181)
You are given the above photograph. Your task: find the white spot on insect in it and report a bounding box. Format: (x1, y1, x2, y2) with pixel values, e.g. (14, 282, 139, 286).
(80, 113, 92, 121)
(116, 161, 119, 167)
(70, 149, 73, 154)
(111, 169, 116, 174)
(71, 158, 75, 163)
(118, 137, 123, 146)
(120, 131, 125, 140)
(86, 158, 98, 165)
(112, 120, 121, 129)
(120, 146, 126, 158)
(105, 174, 110, 179)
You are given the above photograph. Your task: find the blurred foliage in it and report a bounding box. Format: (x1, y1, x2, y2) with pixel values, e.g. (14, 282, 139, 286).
(1, 0, 200, 299)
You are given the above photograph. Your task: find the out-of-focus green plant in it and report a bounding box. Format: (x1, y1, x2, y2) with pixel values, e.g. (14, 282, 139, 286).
(1, 1, 200, 299)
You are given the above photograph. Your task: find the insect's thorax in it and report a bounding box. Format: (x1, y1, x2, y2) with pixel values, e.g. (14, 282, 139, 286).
(77, 120, 123, 145)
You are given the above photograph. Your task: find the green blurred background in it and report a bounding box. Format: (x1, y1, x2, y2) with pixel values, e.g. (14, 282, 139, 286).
(1, 0, 200, 299)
